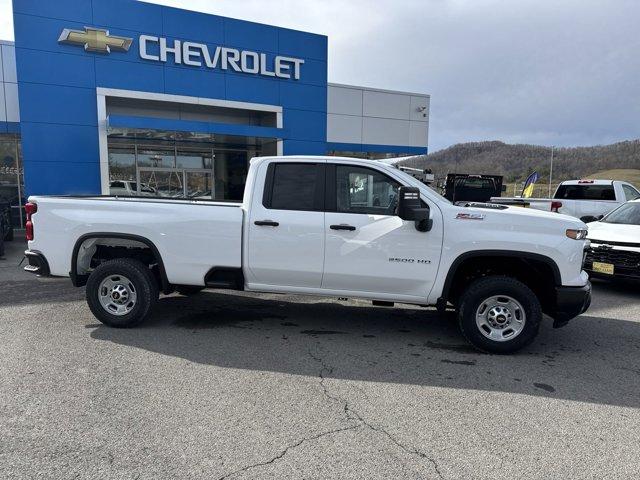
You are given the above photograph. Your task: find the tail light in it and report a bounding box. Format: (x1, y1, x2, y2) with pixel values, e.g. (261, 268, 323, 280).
(551, 201, 562, 213)
(25, 202, 37, 241)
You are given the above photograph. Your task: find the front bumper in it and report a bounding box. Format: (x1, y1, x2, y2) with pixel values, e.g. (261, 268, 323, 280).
(24, 250, 50, 276)
(551, 282, 592, 328)
(584, 246, 640, 280)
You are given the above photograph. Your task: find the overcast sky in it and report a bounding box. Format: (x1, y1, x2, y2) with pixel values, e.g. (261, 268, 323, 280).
(1, 0, 638, 152)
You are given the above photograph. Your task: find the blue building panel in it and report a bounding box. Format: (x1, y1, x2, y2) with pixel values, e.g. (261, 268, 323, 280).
(92, 0, 164, 34)
(162, 6, 225, 45)
(20, 123, 99, 163)
(223, 18, 279, 54)
(12, 0, 93, 23)
(164, 66, 226, 99)
(18, 83, 98, 126)
(95, 57, 165, 93)
(16, 48, 95, 88)
(13, 14, 86, 53)
(284, 109, 327, 142)
(279, 82, 327, 112)
(296, 58, 328, 87)
(283, 140, 327, 156)
(23, 161, 102, 195)
(224, 75, 280, 106)
(278, 28, 328, 62)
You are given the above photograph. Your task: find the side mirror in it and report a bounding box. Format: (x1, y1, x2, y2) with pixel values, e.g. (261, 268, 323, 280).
(580, 215, 603, 223)
(398, 186, 432, 232)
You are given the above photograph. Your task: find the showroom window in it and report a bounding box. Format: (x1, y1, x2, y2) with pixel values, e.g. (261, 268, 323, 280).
(107, 129, 278, 201)
(0, 134, 25, 228)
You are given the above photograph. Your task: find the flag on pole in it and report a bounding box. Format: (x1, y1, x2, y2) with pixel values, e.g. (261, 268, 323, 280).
(521, 172, 540, 198)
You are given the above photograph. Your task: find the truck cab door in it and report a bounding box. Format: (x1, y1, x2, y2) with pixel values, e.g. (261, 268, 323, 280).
(322, 164, 442, 301)
(246, 161, 326, 288)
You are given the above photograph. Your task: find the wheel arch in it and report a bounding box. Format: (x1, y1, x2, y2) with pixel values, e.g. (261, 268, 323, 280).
(71, 233, 170, 293)
(440, 250, 562, 306)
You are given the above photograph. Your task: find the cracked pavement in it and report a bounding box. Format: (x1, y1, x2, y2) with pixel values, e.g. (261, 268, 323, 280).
(1, 240, 640, 479)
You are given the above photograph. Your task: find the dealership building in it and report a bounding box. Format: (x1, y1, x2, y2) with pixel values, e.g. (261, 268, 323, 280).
(0, 0, 430, 226)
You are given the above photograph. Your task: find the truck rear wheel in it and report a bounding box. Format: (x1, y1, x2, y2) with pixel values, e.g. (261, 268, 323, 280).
(457, 276, 541, 354)
(86, 258, 159, 328)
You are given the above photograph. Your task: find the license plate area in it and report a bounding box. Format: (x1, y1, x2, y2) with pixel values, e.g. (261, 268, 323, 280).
(592, 262, 615, 275)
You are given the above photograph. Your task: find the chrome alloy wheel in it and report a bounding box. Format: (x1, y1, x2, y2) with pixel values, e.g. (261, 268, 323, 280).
(98, 275, 137, 316)
(475, 295, 526, 342)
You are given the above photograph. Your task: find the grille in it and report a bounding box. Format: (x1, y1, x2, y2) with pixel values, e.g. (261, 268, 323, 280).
(586, 247, 640, 269)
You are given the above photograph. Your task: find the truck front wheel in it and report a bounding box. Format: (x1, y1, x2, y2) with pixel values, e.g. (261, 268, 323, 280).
(457, 276, 542, 354)
(86, 258, 159, 328)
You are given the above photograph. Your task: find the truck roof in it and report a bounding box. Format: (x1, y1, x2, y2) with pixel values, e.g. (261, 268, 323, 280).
(560, 179, 615, 186)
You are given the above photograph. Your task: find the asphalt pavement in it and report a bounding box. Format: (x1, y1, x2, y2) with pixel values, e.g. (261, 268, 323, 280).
(1, 239, 639, 479)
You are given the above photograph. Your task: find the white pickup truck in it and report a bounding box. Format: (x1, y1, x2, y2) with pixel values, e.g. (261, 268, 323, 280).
(23, 156, 592, 353)
(492, 179, 640, 222)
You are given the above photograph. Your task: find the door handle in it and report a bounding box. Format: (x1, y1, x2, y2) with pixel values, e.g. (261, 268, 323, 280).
(330, 224, 356, 231)
(254, 220, 280, 227)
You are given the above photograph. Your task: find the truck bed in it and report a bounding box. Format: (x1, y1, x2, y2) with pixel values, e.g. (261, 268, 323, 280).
(27, 196, 244, 286)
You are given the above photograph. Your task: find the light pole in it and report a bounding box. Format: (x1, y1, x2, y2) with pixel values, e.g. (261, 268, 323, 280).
(548, 146, 555, 197)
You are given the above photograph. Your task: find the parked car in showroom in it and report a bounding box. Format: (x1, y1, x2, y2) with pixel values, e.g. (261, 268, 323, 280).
(584, 200, 640, 280)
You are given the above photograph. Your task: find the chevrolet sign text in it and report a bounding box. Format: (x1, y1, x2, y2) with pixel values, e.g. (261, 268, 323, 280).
(140, 36, 304, 80)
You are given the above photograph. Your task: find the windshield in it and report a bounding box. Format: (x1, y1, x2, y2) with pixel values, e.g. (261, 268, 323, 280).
(391, 167, 452, 204)
(602, 202, 640, 225)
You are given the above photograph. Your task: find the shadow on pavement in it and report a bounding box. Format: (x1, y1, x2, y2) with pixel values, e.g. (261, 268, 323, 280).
(88, 289, 640, 409)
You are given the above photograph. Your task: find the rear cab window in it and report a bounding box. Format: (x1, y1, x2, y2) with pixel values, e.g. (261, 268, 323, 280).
(554, 184, 616, 201)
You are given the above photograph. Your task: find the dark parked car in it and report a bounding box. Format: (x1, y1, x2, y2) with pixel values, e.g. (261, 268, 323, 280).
(444, 173, 506, 203)
(0, 200, 14, 257)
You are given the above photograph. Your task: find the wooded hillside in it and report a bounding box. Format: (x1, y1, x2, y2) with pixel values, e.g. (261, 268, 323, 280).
(399, 140, 640, 184)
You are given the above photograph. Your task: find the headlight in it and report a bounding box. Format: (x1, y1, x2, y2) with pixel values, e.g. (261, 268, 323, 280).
(566, 229, 588, 240)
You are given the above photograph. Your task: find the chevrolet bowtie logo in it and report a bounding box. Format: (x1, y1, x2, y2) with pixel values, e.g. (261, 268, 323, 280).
(58, 27, 133, 54)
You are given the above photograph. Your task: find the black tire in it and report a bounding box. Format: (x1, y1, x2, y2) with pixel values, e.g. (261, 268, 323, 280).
(5, 226, 14, 242)
(457, 276, 542, 354)
(86, 258, 159, 328)
(176, 286, 205, 296)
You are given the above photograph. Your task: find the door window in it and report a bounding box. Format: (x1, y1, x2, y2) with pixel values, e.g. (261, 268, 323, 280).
(335, 165, 400, 215)
(622, 184, 640, 201)
(264, 163, 323, 211)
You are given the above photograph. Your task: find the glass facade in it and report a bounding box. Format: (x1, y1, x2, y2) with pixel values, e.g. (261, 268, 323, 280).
(0, 134, 25, 228)
(327, 150, 416, 160)
(107, 129, 278, 201)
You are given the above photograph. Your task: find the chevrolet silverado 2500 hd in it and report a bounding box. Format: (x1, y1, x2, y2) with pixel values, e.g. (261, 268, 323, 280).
(23, 156, 592, 353)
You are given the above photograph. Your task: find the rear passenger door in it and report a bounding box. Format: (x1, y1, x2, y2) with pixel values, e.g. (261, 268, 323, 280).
(246, 161, 326, 288)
